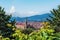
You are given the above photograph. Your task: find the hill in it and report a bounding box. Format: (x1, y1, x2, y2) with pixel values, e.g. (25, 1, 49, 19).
(10, 13, 52, 22)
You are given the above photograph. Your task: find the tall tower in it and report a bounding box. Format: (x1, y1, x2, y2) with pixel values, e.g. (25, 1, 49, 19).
(25, 17, 28, 29)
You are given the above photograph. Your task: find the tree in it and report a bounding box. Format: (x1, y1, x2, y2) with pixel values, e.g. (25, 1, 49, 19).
(21, 17, 36, 34)
(47, 5, 60, 32)
(0, 6, 16, 39)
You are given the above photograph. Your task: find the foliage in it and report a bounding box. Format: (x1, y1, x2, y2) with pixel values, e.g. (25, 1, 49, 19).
(22, 27, 35, 35)
(22, 19, 36, 34)
(0, 6, 16, 39)
(0, 22, 60, 40)
(29, 26, 60, 40)
(3, 26, 59, 40)
(47, 5, 60, 32)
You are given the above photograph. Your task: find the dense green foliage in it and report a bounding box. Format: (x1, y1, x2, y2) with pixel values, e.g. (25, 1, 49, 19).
(0, 6, 16, 39)
(47, 5, 60, 32)
(22, 25, 35, 34)
(0, 26, 60, 40)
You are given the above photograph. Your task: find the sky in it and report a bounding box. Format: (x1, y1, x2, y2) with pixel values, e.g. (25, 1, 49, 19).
(0, 0, 60, 17)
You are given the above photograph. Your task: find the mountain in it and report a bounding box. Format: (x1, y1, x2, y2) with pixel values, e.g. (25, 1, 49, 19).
(10, 13, 52, 22)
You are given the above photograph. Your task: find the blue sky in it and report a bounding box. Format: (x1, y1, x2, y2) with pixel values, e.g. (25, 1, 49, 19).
(0, 0, 60, 17)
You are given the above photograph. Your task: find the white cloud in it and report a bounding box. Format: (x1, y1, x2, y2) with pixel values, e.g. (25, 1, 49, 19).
(12, 10, 49, 17)
(12, 11, 39, 17)
(12, 11, 40, 17)
(10, 6, 15, 13)
(26, 11, 39, 16)
(18, 10, 49, 17)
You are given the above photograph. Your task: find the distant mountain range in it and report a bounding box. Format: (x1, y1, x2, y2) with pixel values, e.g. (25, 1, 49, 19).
(10, 13, 52, 22)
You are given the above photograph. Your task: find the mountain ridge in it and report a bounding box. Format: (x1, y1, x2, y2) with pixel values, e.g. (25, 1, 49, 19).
(11, 13, 52, 22)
